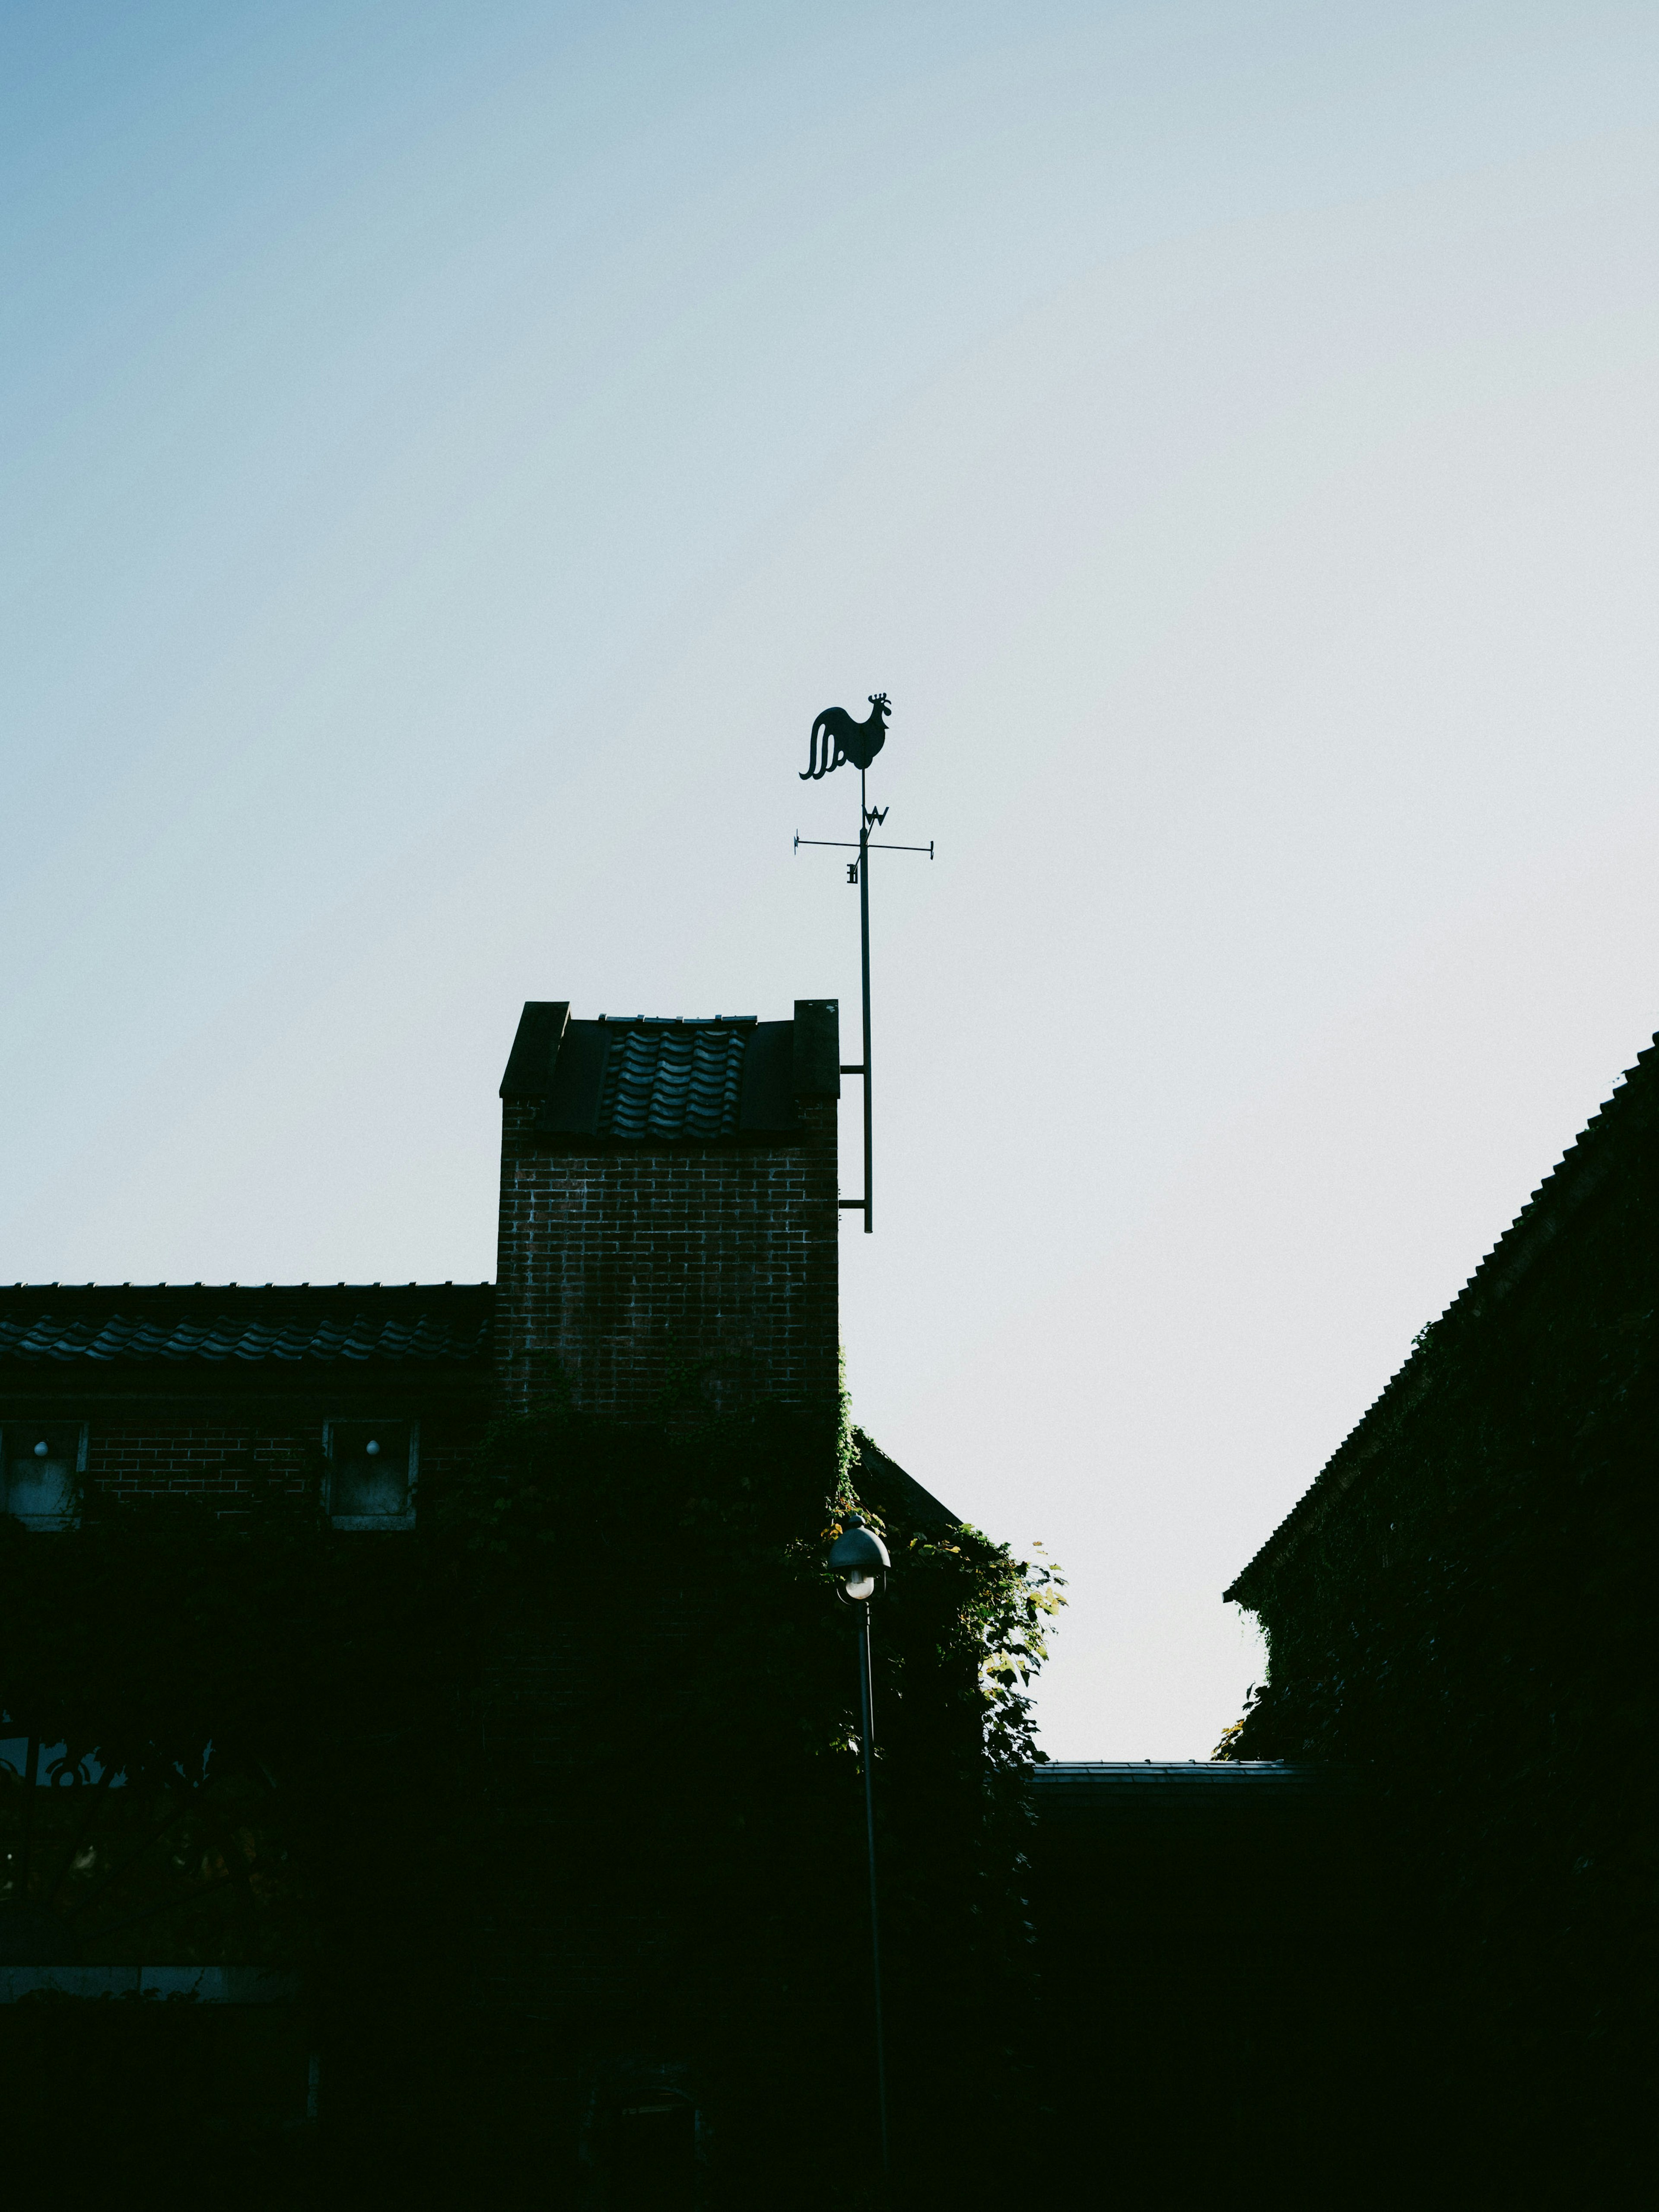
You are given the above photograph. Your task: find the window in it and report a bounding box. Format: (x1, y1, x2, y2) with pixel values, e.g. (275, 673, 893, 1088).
(0, 1421, 85, 1528)
(323, 1419, 416, 1529)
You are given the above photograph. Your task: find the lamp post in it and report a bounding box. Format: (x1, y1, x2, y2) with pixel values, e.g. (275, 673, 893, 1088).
(828, 1516, 893, 2179)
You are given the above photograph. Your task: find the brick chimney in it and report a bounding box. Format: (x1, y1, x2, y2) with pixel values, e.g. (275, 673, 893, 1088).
(495, 1001, 841, 1423)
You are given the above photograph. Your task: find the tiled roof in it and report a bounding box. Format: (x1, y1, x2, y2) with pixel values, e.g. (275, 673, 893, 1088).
(0, 1286, 493, 1368)
(1225, 1035, 1659, 1603)
(597, 1022, 750, 1139)
(499, 1000, 841, 1136)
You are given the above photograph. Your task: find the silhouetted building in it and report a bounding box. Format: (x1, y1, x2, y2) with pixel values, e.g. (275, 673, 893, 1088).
(1224, 1032, 1659, 2196)
(3, 996, 961, 2199)
(1023, 1760, 1370, 2199)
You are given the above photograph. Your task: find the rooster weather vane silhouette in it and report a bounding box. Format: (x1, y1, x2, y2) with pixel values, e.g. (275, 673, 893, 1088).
(800, 692, 890, 780)
(793, 691, 934, 1233)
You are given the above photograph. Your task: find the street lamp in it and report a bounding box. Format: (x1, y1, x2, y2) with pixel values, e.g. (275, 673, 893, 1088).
(830, 1517, 889, 1602)
(828, 1517, 892, 2180)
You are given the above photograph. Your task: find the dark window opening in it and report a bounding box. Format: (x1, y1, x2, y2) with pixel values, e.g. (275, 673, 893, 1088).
(324, 1419, 414, 1526)
(1, 1421, 84, 1526)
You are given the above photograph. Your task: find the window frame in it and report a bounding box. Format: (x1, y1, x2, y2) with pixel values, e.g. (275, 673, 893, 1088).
(321, 1416, 418, 1531)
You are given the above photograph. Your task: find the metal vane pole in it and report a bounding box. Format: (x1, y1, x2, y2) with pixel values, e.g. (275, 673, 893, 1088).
(795, 692, 933, 1234)
(859, 768, 874, 1233)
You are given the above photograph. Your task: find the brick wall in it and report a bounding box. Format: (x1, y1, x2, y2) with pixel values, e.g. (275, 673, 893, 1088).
(87, 1411, 312, 1502)
(61, 1402, 480, 1508)
(493, 1096, 840, 1421)
(3, 1390, 484, 1520)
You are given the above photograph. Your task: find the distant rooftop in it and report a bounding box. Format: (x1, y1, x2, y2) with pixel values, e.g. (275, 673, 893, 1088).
(1030, 1761, 1348, 1828)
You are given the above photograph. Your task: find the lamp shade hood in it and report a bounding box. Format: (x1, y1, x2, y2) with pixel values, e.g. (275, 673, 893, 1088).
(828, 1521, 891, 1576)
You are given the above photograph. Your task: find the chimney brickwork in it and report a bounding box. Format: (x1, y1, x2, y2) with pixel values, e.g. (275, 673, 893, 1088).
(494, 1001, 841, 1423)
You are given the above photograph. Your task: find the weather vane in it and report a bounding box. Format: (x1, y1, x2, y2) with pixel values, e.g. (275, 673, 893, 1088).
(795, 693, 934, 1233)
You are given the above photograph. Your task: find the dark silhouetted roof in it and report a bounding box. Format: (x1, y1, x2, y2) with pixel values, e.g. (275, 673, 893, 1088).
(0, 1285, 493, 1368)
(852, 1430, 958, 1535)
(1226, 1034, 1659, 1605)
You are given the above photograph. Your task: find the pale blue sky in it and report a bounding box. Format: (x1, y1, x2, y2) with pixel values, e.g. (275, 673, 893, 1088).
(6, 3, 1659, 1752)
